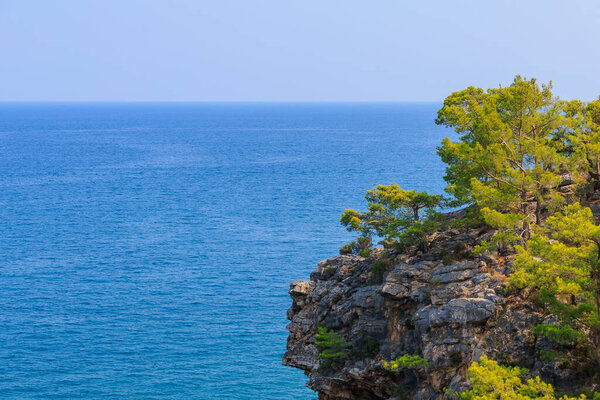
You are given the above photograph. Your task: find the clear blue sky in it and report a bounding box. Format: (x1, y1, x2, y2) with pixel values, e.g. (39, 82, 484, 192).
(1, 0, 599, 102)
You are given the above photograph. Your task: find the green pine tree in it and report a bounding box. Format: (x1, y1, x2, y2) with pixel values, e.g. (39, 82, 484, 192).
(340, 183, 442, 249)
(563, 98, 600, 190)
(460, 356, 589, 400)
(510, 203, 600, 372)
(315, 327, 347, 370)
(436, 76, 568, 248)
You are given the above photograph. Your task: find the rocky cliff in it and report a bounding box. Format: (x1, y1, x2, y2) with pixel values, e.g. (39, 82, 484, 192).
(283, 218, 591, 399)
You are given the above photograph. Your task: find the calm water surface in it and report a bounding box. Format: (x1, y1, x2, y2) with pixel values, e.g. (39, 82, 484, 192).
(0, 103, 452, 399)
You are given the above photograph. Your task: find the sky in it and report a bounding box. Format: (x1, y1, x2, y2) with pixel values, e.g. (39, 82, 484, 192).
(1, 0, 599, 102)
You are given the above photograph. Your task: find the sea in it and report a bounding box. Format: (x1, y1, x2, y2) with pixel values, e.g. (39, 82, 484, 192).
(0, 103, 453, 399)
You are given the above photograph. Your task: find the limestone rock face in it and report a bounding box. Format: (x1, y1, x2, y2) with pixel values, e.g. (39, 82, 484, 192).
(282, 227, 583, 400)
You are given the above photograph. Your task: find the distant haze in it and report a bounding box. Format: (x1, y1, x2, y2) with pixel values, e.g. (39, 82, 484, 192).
(1, 0, 599, 102)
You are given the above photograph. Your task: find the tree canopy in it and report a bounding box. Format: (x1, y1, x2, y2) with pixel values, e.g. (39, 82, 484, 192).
(460, 356, 588, 400)
(510, 203, 600, 365)
(340, 183, 442, 250)
(436, 76, 568, 244)
(563, 98, 600, 188)
(339, 77, 600, 392)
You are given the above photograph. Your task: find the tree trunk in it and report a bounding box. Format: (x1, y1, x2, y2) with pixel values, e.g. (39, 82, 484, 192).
(522, 189, 530, 240)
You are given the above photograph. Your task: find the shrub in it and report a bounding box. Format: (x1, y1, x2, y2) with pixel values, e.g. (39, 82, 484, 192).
(539, 349, 561, 362)
(339, 243, 353, 255)
(459, 356, 589, 400)
(447, 205, 485, 230)
(315, 326, 347, 370)
(382, 354, 429, 371)
(339, 236, 373, 256)
(359, 248, 372, 257)
(370, 259, 389, 284)
(383, 354, 430, 389)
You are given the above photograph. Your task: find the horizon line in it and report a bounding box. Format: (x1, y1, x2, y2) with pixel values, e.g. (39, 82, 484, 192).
(0, 100, 443, 104)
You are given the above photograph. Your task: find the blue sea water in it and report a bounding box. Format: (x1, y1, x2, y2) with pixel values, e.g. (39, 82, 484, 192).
(0, 103, 452, 399)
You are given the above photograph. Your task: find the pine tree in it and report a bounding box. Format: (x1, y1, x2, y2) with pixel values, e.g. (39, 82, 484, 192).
(436, 76, 568, 247)
(563, 98, 600, 189)
(510, 203, 600, 372)
(460, 356, 588, 400)
(340, 183, 442, 249)
(315, 327, 347, 370)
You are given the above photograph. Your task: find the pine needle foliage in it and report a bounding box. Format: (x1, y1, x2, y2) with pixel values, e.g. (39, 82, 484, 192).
(510, 203, 600, 369)
(436, 76, 569, 248)
(381, 354, 429, 371)
(459, 356, 590, 400)
(340, 183, 442, 249)
(338, 77, 600, 392)
(315, 327, 347, 370)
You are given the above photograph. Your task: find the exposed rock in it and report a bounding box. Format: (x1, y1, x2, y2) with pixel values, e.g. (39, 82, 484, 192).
(414, 297, 496, 329)
(283, 226, 588, 399)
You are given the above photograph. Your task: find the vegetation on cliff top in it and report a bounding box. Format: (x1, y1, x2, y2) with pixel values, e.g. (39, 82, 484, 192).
(340, 184, 443, 252)
(340, 76, 600, 397)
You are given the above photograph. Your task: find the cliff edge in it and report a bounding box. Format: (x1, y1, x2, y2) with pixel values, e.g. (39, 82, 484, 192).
(283, 221, 589, 399)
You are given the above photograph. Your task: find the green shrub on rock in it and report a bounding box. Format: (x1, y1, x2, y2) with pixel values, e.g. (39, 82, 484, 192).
(339, 236, 373, 256)
(339, 242, 353, 255)
(382, 354, 430, 390)
(370, 259, 390, 284)
(459, 356, 595, 400)
(382, 354, 429, 371)
(315, 327, 347, 370)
